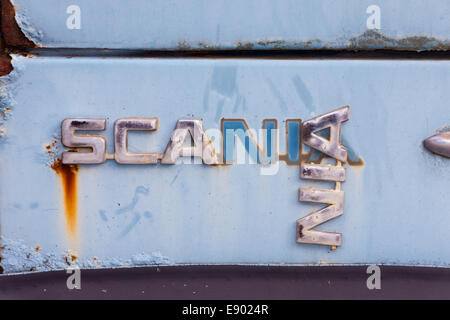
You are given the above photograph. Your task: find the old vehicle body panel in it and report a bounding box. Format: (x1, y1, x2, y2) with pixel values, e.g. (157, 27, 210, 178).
(0, 56, 449, 273)
(4, 0, 450, 51)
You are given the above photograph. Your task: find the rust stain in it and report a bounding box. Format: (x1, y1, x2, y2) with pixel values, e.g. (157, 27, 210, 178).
(65, 253, 78, 265)
(347, 156, 365, 167)
(0, 54, 12, 76)
(51, 158, 79, 240)
(44, 138, 58, 157)
(300, 149, 326, 164)
(35, 245, 40, 252)
(0, 0, 37, 48)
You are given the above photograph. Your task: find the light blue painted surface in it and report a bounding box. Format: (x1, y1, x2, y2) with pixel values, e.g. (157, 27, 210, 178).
(1, 55, 450, 273)
(10, 0, 450, 50)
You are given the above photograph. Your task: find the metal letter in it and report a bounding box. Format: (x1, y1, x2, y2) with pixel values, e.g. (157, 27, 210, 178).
(298, 106, 350, 248)
(114, 118, 159, 164)
(302, 106, 349, 162)
(297, 187, 344, 247)
(62, 118, 107, 164)
(366, 265, 381, 290)
(66, 267, 81, 290)
(300, 163, 346, 181)
(161, 119, 219, 165)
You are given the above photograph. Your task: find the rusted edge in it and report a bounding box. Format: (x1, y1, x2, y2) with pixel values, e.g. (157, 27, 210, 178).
(0, 0, 16, 76)
(0, 0, 36, 49)
(0, 53, 11, 76)
(0, 0, 22, 274)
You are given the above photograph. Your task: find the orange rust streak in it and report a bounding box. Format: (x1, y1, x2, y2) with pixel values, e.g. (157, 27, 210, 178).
(347, 156, 365, 167)
(51, 159, 79, 239)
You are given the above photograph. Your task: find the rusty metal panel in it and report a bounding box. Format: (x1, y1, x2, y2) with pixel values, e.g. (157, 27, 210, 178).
(1, 56, 450, 273)
(2, 0, 450, 51)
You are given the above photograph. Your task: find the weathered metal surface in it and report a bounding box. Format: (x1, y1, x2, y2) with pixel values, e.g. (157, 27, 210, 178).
(3, 0, 450, 51)
(0, 0, 36, 48)
(1, 56, 450, 273)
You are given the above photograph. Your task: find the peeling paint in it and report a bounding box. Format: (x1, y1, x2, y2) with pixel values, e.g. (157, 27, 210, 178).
(0, 237, 172, 273)
(129, 252, 171, 266)
(177, 40, 192, 51)
(233, 30, 450, 52)
(235, 38, 323, 51)
(9, 0, 43, 44)
(348, 30, 450, 51)
(0, 237, 68, 273)
(0, 0, 37, 48)
(0, 54, 18, 144)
